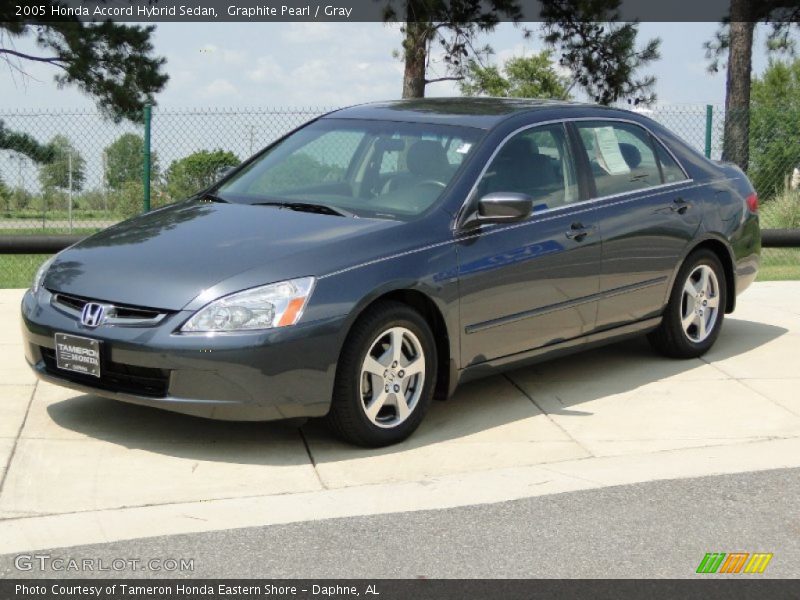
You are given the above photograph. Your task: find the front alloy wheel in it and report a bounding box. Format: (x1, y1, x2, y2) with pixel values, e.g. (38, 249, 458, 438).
(326, 301, 437, 447)
(360, 327, 426, 428)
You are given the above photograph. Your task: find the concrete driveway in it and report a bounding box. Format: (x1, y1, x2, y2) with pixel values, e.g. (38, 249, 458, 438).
(1, 282, 798, 553)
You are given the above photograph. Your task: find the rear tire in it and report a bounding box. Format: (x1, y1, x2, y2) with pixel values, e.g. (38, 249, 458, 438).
(648, 248, 727, 359)
(326, 301, 437, 447)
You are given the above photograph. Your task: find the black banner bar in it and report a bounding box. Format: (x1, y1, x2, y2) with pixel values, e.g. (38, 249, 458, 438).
(10, 0, 800, 23)
(4, 579, 800, 600)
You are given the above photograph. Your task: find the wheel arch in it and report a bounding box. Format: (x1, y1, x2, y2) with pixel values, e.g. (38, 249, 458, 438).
(675, 236, 737, 314)
(344, 287, 455, 401)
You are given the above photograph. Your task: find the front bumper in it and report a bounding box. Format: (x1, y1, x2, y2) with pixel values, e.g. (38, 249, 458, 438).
(20, 289, 345, 421)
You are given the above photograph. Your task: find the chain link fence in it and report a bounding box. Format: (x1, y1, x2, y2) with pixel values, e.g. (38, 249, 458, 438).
(1, 104, 798, 286)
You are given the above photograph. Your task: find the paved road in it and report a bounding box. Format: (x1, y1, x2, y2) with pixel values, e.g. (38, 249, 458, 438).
(2, 467, 798, 579)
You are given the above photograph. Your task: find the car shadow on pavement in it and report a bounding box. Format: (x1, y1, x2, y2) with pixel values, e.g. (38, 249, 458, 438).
(44, 395, 312, 466)
(495, 317, 791, 415)
(298, 317, 790, 462)
(45, 317, 788, 465)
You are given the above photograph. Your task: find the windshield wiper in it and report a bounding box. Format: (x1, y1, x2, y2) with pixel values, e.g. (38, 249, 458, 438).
(199, 192, 229, 203)
(252, 201, 355, 218)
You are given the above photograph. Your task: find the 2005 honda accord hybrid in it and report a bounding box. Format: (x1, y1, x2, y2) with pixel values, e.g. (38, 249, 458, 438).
(21, 99, 761, 446)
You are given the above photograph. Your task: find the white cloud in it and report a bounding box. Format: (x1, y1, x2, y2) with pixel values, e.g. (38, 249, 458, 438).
(198, 43, 246, 65)
(554, 63, 572, 80)
(281, 23, 336, 44)
(0, 22, 753, 112)
(183, 23, 408, 107)
(495, 42, 537, 64)
(221, 49, 247, 65)
(247, 56, 284, 83)
(201, 78, 238, 97)
(168, 69, 198, 88)
(291, 59, 334, 86)
(686, 60, 712, 76)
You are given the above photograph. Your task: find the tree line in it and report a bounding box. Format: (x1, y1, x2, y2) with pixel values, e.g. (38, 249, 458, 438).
(1, 0, 798, 193)
(1, 134, 239, 217)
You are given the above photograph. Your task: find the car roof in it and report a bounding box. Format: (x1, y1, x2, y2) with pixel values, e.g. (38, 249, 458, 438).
(321, 97, 626, 129)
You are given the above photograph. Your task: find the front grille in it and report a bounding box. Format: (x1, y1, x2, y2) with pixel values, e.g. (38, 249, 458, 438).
(41, 346, 169, 398)
(54, 293, 86, 312)
(50, 292, 169, 326)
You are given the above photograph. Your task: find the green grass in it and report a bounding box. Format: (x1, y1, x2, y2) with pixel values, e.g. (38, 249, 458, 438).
(757, 247, 800, 281)
(757, 192, 800, 280)
(758, 264, 800, 280)
(0, 255, 51, 289)
(0, 228, 102, 237)
(759, 188, 800, 228)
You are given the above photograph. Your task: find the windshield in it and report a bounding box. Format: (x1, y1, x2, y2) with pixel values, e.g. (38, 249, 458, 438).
(216, 118, 484, 219)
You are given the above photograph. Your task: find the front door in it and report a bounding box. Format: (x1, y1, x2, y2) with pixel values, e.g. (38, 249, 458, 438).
(456, 123, 602, 366)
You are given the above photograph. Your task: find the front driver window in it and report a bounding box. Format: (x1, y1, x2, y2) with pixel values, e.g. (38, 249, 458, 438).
(476, 123, 579, 211)
(219, 119, 482, 219)
(249, 129, 364, 193)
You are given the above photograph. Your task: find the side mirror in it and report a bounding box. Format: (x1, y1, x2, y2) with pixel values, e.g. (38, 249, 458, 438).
(466, 192, 533, 227)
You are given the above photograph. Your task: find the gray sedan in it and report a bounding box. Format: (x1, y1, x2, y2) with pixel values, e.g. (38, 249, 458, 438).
(20, 98, 761, 446)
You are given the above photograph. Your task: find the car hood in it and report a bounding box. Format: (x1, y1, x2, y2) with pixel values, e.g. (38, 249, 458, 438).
(44, 201, 404, 310)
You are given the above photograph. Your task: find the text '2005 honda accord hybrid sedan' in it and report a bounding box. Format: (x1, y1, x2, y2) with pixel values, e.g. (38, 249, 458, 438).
(21, 99, 760, 446)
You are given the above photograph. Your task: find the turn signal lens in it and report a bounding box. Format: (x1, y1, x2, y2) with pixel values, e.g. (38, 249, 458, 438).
(746, 193, 758, 213)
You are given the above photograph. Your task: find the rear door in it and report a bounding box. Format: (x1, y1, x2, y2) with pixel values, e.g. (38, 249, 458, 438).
(570, 119, 700, 330)
(456, 122, 602, 366)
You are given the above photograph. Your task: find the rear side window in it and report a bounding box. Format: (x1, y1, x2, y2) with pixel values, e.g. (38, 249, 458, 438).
(653, 140, 687, 184)
(575, 121, 683, 197)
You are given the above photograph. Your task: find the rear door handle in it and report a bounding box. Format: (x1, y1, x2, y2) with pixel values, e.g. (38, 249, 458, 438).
(671, 197, 690, 214)
(565, 222, 596, 242)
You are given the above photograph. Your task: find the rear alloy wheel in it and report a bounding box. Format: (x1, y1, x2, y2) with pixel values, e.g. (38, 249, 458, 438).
(326, 301, 436, 447)
(648, 248, 727, 358)
(680, 264, 721, 344)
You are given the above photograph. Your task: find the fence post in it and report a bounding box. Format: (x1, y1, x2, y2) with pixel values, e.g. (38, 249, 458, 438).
(704, 105, 713, 159)
(142, 103, 152, 213)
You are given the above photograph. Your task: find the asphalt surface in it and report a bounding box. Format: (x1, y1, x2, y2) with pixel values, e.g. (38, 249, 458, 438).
(2, 467, 798, 579)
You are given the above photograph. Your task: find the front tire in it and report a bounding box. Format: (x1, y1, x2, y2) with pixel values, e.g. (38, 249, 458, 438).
(648, 248, 727, 358)
(326, 301, 437, 447)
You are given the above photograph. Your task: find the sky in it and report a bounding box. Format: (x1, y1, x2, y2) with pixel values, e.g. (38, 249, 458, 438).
(0, 21, 792, 112)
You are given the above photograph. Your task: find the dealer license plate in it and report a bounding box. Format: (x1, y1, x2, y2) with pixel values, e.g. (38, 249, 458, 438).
(54, 333, 101, 378)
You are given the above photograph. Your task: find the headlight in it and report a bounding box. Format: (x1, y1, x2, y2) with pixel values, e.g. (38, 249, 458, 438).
(180, 277, 315, 333)
(31, 256, 56, 295)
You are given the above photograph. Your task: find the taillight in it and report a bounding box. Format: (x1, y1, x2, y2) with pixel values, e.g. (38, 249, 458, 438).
(746, 192, 758, 213)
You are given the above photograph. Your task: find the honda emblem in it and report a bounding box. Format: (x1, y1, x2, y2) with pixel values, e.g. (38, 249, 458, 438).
(80, 303, 106, 328)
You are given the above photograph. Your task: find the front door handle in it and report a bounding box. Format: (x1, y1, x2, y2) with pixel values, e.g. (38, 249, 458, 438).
(565, 222, 596, 242)
(671, 197, 690, 214)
